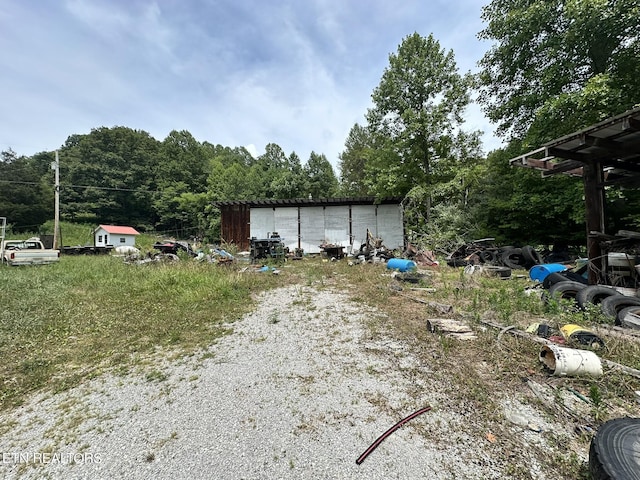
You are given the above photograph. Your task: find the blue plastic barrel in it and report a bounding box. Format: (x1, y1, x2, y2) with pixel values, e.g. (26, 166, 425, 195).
(386, 258, 417, 272)
(529, 263, 567, 282)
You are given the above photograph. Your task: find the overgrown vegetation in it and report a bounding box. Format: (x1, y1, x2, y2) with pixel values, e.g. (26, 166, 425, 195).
(0, 256, 284, 409)
(2, 254, 640, 478)
(3, 256, 638, 415)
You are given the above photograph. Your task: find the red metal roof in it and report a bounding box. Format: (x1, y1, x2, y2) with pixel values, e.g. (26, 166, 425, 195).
(97, 225, 140, 235)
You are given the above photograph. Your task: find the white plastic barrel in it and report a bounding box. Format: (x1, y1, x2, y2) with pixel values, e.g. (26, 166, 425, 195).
(539, 344, 603, 377)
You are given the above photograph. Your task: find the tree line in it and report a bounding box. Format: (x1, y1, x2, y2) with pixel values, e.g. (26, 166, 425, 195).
(0, 132, 339, 241)
(2, 0, 639, 251)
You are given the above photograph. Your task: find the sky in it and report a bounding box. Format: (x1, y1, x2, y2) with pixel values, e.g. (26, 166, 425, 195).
(0, 0, 501, 170)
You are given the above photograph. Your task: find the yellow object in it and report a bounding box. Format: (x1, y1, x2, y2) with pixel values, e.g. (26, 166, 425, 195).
(560, 324, 605, 349)
(560, 324, 590, 338)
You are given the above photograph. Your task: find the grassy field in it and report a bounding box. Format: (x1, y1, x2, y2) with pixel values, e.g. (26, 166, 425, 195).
(1, 252, 640, 477)
(0, 255, 287, 408)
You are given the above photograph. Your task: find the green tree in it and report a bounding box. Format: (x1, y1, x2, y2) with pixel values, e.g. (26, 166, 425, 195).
(159, 130, 208, 191)
(365, 32, 476, 216)
(252, 143, 288, 198)
(59, 127, 161, 227)
(270, 152, 307, 199)
(478, 0, 640, 142)
(304, 152, 338, 199)
(338, 123, 373, 196)
(470, 146, 585, 247)
(0, 149, 54, 232)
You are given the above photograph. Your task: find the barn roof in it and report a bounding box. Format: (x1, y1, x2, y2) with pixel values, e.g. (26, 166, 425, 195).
(95, 225, 140, 235)
(213, 197, 402, 208)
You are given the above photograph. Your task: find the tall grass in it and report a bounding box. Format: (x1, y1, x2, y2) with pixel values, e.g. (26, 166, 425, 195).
(0, 255, 284, 408)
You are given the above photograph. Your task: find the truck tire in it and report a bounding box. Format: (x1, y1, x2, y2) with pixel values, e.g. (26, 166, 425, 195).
(543, 272, 570, 289)
(600, 295, 640, 323)
(617, 306, 640, 330)
(479, 250, 497, 264)
(589, 417, 640, 480)
(548, 280, 587, 300)
(501, 248, 526, 270)
(576, 285, 622, 310)
(522, 245, 543, 268)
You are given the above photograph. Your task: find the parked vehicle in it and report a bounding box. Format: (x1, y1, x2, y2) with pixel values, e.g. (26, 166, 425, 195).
(60, 245, 114, 255)
(1, 238, 60, 266)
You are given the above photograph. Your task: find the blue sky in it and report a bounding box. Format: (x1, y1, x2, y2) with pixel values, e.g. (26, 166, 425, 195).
(0, 0, 499, 169)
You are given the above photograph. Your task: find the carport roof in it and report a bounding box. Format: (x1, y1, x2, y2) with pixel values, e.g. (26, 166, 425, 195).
(213, 197, 403, 207)
(509, 106, 640, 186)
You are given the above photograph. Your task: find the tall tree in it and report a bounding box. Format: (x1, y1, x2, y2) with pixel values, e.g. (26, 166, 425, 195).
(478, 0, 640, 143)
(338, 123, 373, 197)
(365, 32, 477, 218)
(159, 130, 208, 192)
(269, 152, 307, 199)
(304, 152, 338, 199)
(59, 127, 160, 226)
(253, 143, 288, 198)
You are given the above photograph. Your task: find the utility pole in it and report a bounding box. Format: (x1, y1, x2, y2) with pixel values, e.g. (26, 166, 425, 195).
(52, 151, 60, 249)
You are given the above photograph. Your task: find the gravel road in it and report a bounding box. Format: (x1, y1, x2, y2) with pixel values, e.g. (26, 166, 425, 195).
(0, 285, 534, 479)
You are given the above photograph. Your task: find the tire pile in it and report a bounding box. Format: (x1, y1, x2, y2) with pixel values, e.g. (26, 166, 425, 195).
(446, 240, 544, 271)
(544, 276, 640, 329)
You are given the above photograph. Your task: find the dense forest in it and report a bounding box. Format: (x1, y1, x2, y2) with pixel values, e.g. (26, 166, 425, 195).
(2, 0, 639, 251)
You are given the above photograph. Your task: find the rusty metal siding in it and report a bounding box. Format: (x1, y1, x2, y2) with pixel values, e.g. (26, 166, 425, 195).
(220, 204, 250, 250)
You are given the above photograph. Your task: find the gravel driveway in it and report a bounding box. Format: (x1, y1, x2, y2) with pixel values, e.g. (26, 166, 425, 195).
(1, 285, 536, 479)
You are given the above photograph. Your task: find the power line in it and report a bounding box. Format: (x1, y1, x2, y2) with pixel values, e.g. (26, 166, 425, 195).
(0, 179, 160, 194)
(0, 180, 41, 186)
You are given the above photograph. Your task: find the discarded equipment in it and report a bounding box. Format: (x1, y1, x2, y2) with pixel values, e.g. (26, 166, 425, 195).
(249, 233, 286, 263)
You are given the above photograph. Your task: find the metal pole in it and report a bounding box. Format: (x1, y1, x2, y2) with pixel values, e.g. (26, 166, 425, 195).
(52, 151, 60, 250)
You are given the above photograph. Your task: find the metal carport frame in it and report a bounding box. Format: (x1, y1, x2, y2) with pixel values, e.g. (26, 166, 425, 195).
(508, 106, 640, 283)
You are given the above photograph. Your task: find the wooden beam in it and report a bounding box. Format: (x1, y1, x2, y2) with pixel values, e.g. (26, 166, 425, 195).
(547, 146, 591, 162)
(583, 161, 605, 284)
(623, 117, 640, 131)
(541, 159, 584, 176)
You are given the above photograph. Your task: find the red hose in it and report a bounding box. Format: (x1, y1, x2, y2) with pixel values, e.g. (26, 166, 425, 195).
(356, 406, 432, 465)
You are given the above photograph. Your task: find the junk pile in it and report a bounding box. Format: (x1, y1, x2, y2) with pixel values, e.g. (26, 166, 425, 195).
(404, 242, 439, 267)
(446, 238, 544, 271)
(354, 229, 394, 263)
(153, 240, 197, 257)
(319, 243, 346, 260)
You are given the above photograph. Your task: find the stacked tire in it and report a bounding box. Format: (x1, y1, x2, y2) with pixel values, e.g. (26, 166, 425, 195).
(500, 245, 543, 270)
(546, 281, 640, 327)
(589, 417, 640, 479)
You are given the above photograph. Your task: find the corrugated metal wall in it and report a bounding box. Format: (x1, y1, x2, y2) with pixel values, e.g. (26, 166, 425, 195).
(249, 204, 403, 254)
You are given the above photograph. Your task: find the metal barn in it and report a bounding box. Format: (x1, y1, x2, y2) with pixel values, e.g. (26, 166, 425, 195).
(215, 198, 404, 254)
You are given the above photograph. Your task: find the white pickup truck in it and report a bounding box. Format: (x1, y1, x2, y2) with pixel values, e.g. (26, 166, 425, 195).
(1, 238, 60, 266)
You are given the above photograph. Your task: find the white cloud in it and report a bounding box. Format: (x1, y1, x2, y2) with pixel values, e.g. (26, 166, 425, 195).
(0, 0, 502, 165)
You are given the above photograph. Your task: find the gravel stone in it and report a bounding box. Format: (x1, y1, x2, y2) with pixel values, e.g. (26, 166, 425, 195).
(0, 285, 534, 479)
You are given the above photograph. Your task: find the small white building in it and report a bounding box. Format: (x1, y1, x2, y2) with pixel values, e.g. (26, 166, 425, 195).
(93, 225, 140, 247)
